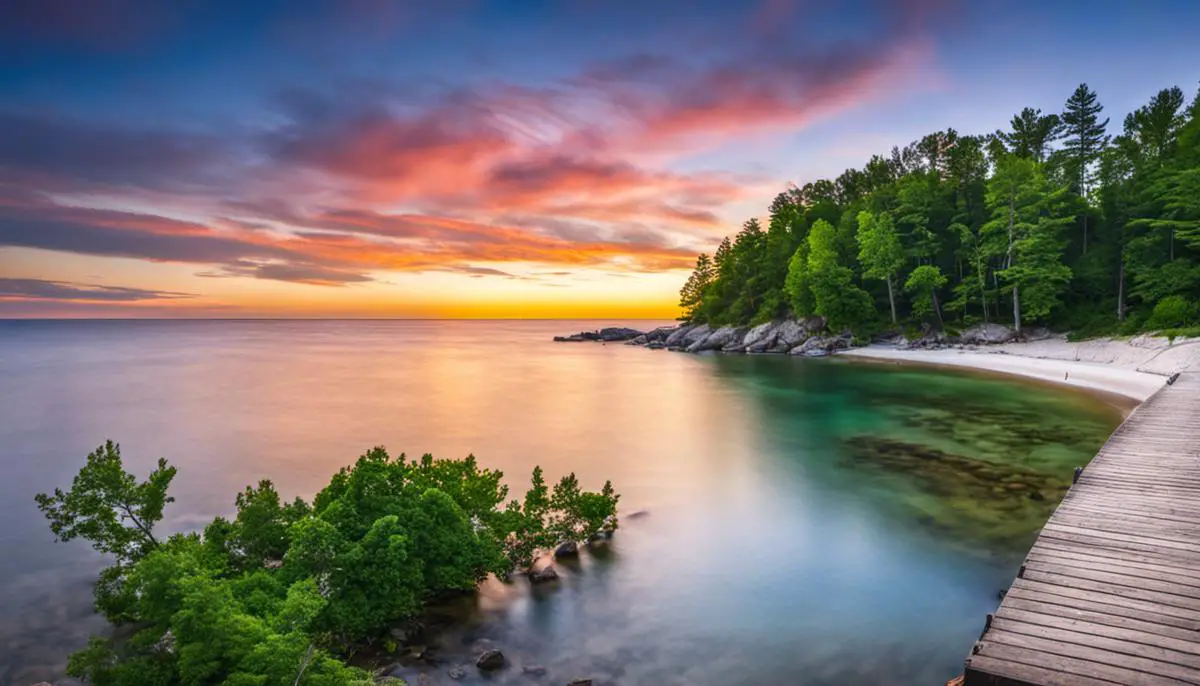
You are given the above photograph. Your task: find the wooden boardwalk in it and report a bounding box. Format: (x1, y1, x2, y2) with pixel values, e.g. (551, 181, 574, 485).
(965, 371, 1200, 686)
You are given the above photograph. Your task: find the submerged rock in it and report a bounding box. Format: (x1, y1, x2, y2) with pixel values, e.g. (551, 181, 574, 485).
(476, 649, 506, 671)
(523, 664, 548, 676)
(448, 666, 467, 680)
(566, 679, 594, 686)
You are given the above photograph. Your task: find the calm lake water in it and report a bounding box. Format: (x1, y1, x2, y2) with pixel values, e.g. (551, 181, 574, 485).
(0, 320, 1122, 686)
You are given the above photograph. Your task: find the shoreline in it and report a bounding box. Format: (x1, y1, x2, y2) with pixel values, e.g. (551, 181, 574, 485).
(835, 345, 1166, 409)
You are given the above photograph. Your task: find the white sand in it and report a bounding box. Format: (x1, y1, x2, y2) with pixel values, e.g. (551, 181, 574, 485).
(838, 334, 1200, 402)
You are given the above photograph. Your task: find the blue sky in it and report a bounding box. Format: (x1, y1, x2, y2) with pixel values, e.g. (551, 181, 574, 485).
(1, 0, 1197, 317)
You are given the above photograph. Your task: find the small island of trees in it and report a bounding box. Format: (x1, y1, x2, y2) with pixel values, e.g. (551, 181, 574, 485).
(35, 441, 619, 685)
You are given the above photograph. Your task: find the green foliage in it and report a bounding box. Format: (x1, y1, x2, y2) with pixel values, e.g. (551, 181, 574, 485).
(904, 265, 948, 321)
(1145, 295, 1199, 330)
(41, 442, 619, 685)
(35, 441, 175, 565)
(677, 81, 1200, 338)
(856, 211, 905, 323)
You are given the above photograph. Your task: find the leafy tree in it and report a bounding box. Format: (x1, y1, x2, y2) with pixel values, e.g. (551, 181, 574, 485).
(35, 441, 176, 565)
(856, 211, 905, 324)
(904, 265, 948, 327)
(804, 220, 875, 332)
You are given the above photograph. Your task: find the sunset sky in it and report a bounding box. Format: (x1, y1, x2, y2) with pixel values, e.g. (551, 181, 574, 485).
(1, 0, 1198, 318)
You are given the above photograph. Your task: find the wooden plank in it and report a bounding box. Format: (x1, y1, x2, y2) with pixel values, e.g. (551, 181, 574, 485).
(1001, 597, 1200, 643)
(984, 627, 1200, 682)
(972, 640, 1196, 685)
(1022, 559, 1200, 597)
(990, 615, 1200, 665)
(965, 654, 1125, 686)
(1025, 548, 1200, 585)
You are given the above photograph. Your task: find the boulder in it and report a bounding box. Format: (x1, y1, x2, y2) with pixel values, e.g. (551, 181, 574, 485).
(663, 324, 696, 348)
(671, 323, 711, 349)
(646, 341, 666, 350)
(552, 334, 586, 342)
(772, 317, 825, 352)
(790, 332, 852, 357)
(958, 323, 1016, 345)
(687, 325, 743, 352)
(476, 649, 506, 671)
(528, 558, 559, 583)
(625, 334, 648, 346)
(554, 541, 579, 557)
(1022, 326, 1052, 341)
(739, 321, 779, 353)
(566, 679, 594, 686)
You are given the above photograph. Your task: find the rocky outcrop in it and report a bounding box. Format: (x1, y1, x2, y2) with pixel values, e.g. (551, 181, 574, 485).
(559, 316, 830, 355)
(554, 327, 644, 342)
(476, 649, 506, 671)
(687, 325, 745, 352)
(959, 323, 1016, 345)
(669, 323, 711, 350)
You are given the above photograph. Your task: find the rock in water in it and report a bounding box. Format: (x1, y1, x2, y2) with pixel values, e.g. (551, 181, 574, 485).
(673, 323, 711, 349)
(476, 649, 506, 671)
(597, 327, 643, 341)
(566, 679, 594, 686)
(663, 324, 696, 348)
(523, 664, 548, 676)
(554, 540, 579, 557)
(528, 559, 559, 583)
(448, 666, 467, 680)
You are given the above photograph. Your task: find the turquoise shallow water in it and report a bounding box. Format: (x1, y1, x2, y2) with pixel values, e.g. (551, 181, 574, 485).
(0, 320, 1120, 685)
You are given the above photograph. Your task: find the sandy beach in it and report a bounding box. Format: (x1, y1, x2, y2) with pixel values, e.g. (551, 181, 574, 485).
(838, 334, 1200, 403)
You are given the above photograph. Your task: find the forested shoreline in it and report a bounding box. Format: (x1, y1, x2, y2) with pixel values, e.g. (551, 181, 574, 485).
(35, 442, 619, 685)
(678, 83, 1200, 340)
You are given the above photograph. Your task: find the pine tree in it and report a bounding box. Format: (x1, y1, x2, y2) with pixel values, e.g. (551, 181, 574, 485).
(999, 107, 1063, 162)
(1061, 83, 1111, 254)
